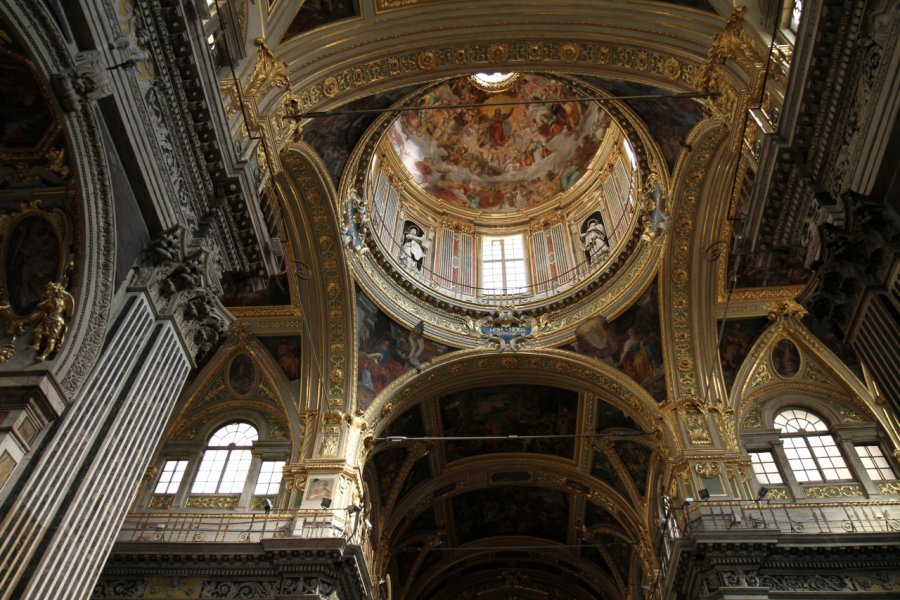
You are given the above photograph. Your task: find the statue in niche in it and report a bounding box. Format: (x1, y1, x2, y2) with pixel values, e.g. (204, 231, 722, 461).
(342, 188, 369, 252)
(399, 225, 429, 272)
(580, 218, 609, 265)
(642, 177, 669, 241)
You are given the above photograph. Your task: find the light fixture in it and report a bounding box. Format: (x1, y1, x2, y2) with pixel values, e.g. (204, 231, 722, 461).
(756, 486, 769, 502)
(321, 497, 332, 509)
(698, 488, 710, 501)
(262, 498, 273, 514)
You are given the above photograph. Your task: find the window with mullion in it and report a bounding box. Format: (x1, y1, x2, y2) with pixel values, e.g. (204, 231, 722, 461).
(191, 422, 259, 495)
(750, 451, 783, 485)
(481, 235, 527, 295)
(855, 445, 896, 481)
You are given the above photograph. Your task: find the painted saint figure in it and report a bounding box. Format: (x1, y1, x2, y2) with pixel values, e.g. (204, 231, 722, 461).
(580, 219, 609, 265)
(400, 225, 429, 272)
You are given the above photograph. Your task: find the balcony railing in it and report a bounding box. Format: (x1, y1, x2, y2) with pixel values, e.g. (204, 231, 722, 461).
(117, 510, 375, 570)
(670, 501, 900, 539)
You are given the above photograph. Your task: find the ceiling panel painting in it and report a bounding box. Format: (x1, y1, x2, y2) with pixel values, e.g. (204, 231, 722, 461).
(387, 74, 610, 212)
(566, 281, 666, 401)
(300, 85, 420, 186)
(259, 335, 302, 381)
(591, 450, 627, 493)
(452, 486, 570, 544)
(371, 446, 408, 504)
(283, 0, 358, 40)
(718, 317, 770, 391)
(356, 288, 453, 409)
(382, 403, 426, 439)
(578, 75, 704, 173)
(397, 455, 431, 502)
(612, 440, 653, 497)
(439, 384, 578, 462)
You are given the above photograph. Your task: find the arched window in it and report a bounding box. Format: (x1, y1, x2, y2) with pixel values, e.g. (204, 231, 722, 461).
(774, 408, 851, 482)
(191, 422, 259, 494)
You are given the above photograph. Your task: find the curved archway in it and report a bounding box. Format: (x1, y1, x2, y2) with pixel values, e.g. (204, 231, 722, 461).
(359, 350, 672, 597)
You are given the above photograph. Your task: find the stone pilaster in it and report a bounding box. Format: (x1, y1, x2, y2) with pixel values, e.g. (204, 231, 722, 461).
(0, 228, 232, 599)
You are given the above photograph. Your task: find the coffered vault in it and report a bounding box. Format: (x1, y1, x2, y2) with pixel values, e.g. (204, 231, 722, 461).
(0, 1, 897, 600)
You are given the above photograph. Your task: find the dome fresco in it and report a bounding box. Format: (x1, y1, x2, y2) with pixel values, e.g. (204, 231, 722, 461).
(386, 74, 611, 213)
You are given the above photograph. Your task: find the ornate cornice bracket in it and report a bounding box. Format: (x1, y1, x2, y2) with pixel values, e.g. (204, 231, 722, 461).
(51, 50, 113, 112)
(130, 226, 233, 364)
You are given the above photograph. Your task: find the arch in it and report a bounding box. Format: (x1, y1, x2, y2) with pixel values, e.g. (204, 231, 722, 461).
(278, 146, 356, 425)
(0, 1, 115, 397)
(363, 348, 675, 457)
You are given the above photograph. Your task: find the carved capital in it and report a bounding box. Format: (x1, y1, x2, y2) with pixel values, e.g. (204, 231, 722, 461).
(51, 50, 113, 112)
(130, 226, 232, 364)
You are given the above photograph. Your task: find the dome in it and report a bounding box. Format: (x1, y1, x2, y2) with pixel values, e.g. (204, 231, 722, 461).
(386, 74, 610, 214)
(342, 72, 665, 344)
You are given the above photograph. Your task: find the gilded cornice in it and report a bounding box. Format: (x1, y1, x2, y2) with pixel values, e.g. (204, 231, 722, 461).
(282, 37, 702, 117)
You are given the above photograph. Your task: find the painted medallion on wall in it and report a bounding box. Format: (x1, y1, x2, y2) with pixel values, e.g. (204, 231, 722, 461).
(567, 281, 665, 401)
(228, 353, 256, 395)
(772, 338, 801, 378)
(387, 74, 610, 212)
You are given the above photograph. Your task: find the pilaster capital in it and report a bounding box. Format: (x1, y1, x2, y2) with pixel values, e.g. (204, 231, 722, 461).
(129, 226, 232, 365)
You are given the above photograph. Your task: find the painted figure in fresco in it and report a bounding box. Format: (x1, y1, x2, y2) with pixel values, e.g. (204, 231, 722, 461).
(399, 225, 429, 272)
(360, 339, 405, 393)
(720, 323, 750, 370)
(277, 338, 300, 380)
(580, 219, 609, 265)
(485, 107, 512, 146)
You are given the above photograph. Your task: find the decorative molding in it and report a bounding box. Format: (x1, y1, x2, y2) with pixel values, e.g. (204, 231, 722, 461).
(185, 495, 239, 509)
(803, 484, 864, 499)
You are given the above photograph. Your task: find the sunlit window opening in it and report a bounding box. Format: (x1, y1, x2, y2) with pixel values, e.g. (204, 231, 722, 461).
(155, 460, 188, 494)
(191, 423, 258, 494)
(255, 460, 286, 495)
(750, 451, 783, 485)
(855, 445, 895, 481)
(775, 409, 850, 482)
(481, 235, 527, 295)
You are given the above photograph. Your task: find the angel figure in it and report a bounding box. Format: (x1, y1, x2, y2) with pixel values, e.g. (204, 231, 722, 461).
(30, 281, 75, 362)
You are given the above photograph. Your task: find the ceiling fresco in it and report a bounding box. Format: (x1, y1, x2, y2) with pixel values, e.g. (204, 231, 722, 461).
(579, 75, 705, 173)
(718, 317, 770, 391)
(300, 84, 420, 186)
(387, 74, 611, 212)
(439, 384, 578, 462)
(566, 280, 666, 401)
(452, 486, 570, 544)
(0, 23, 70, 189)
(356, 288, 453, 409)
(282, 0, 358, 40)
